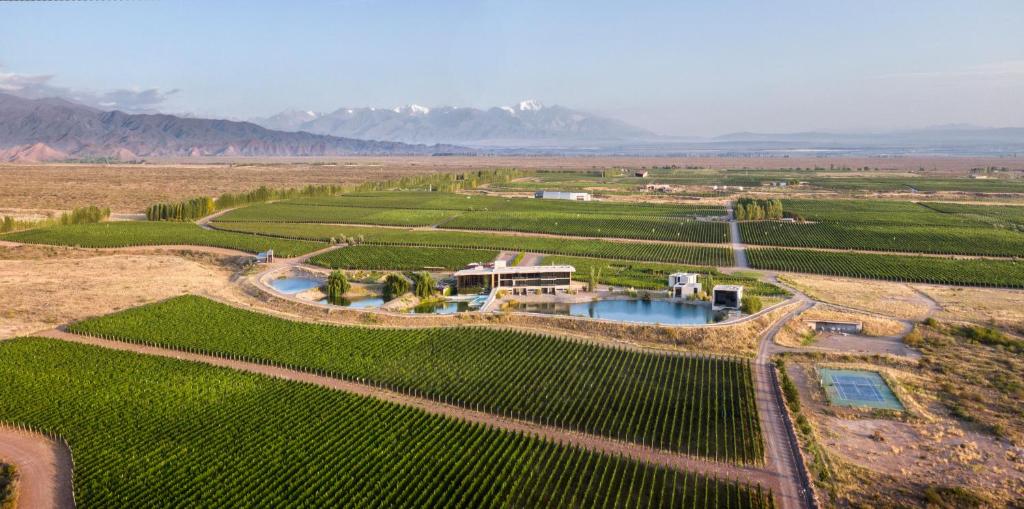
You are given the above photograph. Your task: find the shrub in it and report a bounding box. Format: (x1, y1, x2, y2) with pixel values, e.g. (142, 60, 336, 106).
(741, 294, 763, 314)
(60, 205, 110, 225)
(326, 270, 350, 304)
(382, 274, 409, 301)
(410, 272, 435, 299)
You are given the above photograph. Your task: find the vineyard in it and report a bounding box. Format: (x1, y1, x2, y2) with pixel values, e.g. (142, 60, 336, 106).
(540, 255, 788, 297)
(309, 245, 499, 270)
(210, 221, 736, 266)
(739, 221, 1024, 257)
(781, 199, 989, 226)
(0, 338, 774, 508)
(211, 191, 732, 242)
(747, 248, 1024, 288)
(917, 202, 1024, 228)
(441, 211, 730, 242)
(1, 222, 325, 257)
(68, 296, 765, 463)
(290, 191, 727, 217)
(214, 202, 458, 226)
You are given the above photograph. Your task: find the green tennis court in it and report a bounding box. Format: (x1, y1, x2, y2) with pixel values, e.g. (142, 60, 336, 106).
(819, 368, 904, 411)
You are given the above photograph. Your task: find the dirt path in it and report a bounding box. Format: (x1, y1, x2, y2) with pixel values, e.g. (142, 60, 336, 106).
(517, 252, 545, 266)
(755, 283, 817, 509)
(35, 329, 778, 489)
(728, 202, 750, 269)
(0, 427, 75, 509)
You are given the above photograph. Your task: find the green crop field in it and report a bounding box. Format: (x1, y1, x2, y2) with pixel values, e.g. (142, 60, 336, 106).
(211, 221, 735, 266)
(540, 255, 788, 297)
(1, 222, 324, 257)
(441, 211, 730, 242)
(739, 221, 1024, 257)
(309, 245, 498, 270)
(918, 202, 1024, 228)
(747, 248, 1024, 288)
(215, 202, 459, 226)
(69, 296, 765, 463)
(291, 191, 727, 217)
(781, 199, 987, 226)
(213, 192, 729, 241)
(0, 338, 773, 508)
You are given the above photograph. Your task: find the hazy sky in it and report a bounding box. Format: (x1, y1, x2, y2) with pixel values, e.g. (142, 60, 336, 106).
(1, 0, 1022, 136)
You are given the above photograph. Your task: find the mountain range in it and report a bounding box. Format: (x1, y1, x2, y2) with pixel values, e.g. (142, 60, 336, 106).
(1, 91, 1021, 161)
(251, 100, 657, 147)
(0, 93, 468, 162)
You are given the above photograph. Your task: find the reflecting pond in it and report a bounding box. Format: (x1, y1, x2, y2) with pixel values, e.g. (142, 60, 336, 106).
(408, 300, 474, 315)
(269, 277, 323, 294)
(515, 299, 723, 325)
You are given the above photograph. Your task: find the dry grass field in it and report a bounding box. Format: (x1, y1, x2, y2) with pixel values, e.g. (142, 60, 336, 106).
(785, 347, 1024, 507)
(780, 274, 936, 321)
(1, 155, 1019, 212)
(914, 285, 1024, 334)
(0, 245, 241, 338)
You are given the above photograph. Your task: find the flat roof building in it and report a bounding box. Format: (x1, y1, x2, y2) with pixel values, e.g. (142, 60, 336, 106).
(712, 284, 743, 310)
(534, 190, 592, 201)
(669, 272, 701, 299)
(454, 264, 575, 294)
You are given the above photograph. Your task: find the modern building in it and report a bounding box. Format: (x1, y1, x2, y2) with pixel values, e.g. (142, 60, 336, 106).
(808, 320, 863, 334)
(454, 262, 575, 294)
(534, 190, 592, 201)
(256, 249, 274, 263)
(668, 272, 701, 299)
(634, 170, 649, 178)
(712, 285, 743, 310)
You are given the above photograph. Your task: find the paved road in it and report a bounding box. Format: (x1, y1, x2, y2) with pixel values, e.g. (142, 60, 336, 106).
(0, 427, 75, 509)
(727, 202, 750, 269)
(754, 279, 817, 509)
(35, 328, 778, 489)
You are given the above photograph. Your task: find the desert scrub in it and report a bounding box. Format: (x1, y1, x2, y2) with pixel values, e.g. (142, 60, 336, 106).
(0, 463, 16, 509)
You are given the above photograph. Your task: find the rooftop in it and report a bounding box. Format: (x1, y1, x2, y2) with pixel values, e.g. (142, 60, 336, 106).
(454, 264, 576, 277)
(712, 284, 744, 292)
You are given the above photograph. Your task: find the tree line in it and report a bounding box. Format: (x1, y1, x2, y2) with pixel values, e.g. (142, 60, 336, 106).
(734, 198, 783, 221)
(144, 168, 527, 223)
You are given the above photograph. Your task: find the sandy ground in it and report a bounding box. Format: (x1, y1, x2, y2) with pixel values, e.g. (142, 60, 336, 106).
(0, 245, 239, 339)
(913, 285, 1024, 332)
(779, 274, 935, 321)
(0, 427, 74, 509)
(787, 361, 1024, 506)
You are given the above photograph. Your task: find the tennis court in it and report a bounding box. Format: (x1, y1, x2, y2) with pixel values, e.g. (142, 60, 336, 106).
(819, 368, 904, 410)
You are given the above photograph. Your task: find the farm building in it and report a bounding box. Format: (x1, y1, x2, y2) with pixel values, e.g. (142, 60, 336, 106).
(808, 320, 863, 334)
(534, 190, 592, 201)
(454, 262, 575, 294)
(712, 285, 743, 310)
(668, 272, 701, 299)
(634, 170, 649, 178)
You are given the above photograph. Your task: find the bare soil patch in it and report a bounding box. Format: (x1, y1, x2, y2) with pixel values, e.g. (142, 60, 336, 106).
(0, 245, 239, 338)
(780, 274, 933, 321)
(914, 285, 1024, 333)
(782, 330, 1024, 507)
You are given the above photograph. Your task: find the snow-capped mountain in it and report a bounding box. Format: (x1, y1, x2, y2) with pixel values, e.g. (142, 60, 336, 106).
(252, 100, 656, 146)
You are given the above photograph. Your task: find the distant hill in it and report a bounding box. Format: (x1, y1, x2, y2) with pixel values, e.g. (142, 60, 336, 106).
(710, 126, 1024, 150)
(0, 93, 469, 162)
(252, 100, 657, 147)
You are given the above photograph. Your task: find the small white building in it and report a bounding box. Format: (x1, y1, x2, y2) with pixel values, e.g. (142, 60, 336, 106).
(669, 272, 701, 299)
(534, 190, 592, 201)
(256, 249, 274, 263)
(712, 284, 744, 310)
